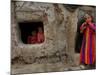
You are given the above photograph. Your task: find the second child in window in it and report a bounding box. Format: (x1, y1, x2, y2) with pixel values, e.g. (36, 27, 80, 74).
(37, 27, 44, 43)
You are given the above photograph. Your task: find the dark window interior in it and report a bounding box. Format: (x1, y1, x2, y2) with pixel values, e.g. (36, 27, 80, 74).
(18, 21, 44, 44)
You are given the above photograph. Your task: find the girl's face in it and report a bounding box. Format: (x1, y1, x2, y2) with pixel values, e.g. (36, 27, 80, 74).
(85, 15, 92, 23)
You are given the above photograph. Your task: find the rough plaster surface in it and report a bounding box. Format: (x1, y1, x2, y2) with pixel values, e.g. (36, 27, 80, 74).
(11, 1, 96, 74)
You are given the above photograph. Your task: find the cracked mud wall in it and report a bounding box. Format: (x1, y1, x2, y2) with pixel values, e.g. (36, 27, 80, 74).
(11, 1, 96, 64)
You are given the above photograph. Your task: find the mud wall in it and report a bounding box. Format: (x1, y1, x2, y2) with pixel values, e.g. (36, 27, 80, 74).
(11, 1, 96, 64)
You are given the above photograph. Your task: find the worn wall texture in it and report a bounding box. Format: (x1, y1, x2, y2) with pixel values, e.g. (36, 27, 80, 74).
(11, 1, 96, 73)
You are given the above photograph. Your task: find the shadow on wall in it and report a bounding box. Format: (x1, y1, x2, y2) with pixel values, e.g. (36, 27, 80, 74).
(75, 18, 85, 53)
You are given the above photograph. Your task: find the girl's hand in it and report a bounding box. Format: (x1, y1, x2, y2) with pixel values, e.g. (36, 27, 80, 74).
(83, 22, 87, 25)
(87, 22, 92, 26)
(83, 26, 86, 29)
(83, 22, 88, 27)
(80, 22, 87, 33)
(80, 26, 86, 33)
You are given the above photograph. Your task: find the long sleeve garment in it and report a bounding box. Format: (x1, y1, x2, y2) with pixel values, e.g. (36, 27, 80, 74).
(80, 23, 96, 64)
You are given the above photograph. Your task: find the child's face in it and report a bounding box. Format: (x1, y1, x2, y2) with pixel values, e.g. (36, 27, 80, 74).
(85, 15, 92, 23)
(38, 27, 43, 32)
(32, 31, 36, 36)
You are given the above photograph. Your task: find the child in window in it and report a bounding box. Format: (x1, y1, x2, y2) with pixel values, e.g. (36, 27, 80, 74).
(37, 27, 44, 43)
(27, 31, 37, 44)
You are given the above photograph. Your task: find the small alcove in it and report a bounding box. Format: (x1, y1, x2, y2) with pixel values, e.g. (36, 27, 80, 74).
(18, 21, 45, 44)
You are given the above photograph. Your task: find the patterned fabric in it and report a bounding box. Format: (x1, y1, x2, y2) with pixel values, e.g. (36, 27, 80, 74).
(80, 23, 96, 64)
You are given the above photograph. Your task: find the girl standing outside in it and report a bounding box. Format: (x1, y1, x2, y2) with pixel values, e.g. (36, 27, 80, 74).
(80, 14, 96, 66)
